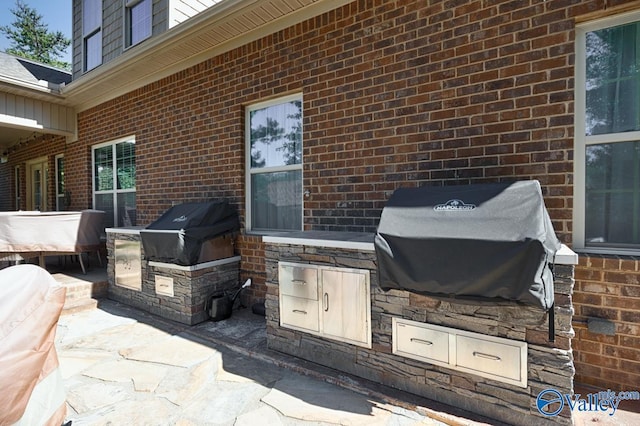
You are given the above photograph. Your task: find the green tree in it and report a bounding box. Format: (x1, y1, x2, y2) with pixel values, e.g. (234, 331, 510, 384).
(0, 0, 71, 70)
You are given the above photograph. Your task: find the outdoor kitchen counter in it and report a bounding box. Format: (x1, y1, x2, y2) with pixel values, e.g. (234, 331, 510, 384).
(262, 231, 578, 265)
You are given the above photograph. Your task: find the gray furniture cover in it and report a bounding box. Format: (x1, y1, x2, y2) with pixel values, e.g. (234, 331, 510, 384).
(374, 180, 560, 311)
(140, 200, 239, 265)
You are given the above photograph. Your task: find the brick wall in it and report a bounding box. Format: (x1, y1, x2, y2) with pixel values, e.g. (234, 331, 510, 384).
(573, 255, 640, 391)
(0, 163, 9, 211)
(5, 0, 634, 392)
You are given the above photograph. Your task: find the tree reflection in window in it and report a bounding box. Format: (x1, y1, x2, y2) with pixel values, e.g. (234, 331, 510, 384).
(250, 100, 302, 168)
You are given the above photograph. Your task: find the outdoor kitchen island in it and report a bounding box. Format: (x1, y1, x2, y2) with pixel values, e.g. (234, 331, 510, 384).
(264, 231, 579, 425)
(105, 201, 241, 325)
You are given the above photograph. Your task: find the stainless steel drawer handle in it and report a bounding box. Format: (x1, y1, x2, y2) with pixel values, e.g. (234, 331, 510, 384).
(291, 280, 307, 285)
(292, 309, 307, 315)
(410, 338, 433, 346)
(473, 351, 501, 361)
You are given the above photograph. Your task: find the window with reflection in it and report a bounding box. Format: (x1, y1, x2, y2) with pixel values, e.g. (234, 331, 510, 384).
(126, 0, 152, 47)
(93, 137, 136, 228)
(246, 94, 303, 231)
(577, 16, 640, 252)
(83, 0, 102, 71)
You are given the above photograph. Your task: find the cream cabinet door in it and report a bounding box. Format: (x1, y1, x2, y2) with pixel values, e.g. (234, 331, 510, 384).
(321, 269, 370, 346)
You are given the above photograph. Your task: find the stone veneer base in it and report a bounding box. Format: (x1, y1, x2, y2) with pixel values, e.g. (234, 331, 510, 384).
(106, 229, 240, 325)
(264, 241, 576, 425)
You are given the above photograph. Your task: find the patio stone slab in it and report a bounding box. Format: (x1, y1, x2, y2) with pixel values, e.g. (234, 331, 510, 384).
(154, 358, 217, 406)
(56, 309, 136, 346)
(119, 333, 215, 367)
(235, 406, 284, 426)
(66, 382, 130, 413)
(57, 350, 113, 379)
(82, 359, 169, 392)
(69, 398, 176, 425)
(262, 376, 393, 425)
(178, 380, 270, 425)
(63, 322, 173, 352)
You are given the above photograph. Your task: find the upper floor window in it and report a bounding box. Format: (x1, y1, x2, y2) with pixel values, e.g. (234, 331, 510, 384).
(83, 0, 102, 71)
(126, 0, 152, 48)
(245, 94, 303, 232)
(575, 13, 640, 254)
(93, 136, 136, 228)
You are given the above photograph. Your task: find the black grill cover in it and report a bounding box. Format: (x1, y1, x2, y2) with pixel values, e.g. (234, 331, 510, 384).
(374, 181, 560, 310)
(140, 200, 239, 265)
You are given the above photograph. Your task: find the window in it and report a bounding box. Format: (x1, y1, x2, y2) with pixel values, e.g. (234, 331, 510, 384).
(246, 94, 303, 232)
(125, 0, 152, 48)
(93, 137, 136, 228)
(83, 0, 102, 71)
(55, 155, 65, 211)
(575, 13, 640, 254)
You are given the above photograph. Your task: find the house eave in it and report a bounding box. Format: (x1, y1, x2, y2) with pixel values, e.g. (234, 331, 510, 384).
(63, 0, 352, 113)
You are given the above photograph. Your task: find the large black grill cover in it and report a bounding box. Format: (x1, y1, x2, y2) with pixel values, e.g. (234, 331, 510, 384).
(374, 181, 560, 310)
(140, 200, 239, 265)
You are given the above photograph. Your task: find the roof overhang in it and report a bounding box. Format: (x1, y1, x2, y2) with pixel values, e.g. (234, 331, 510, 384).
(0, 78, 74, 152)
(63, 0, 352, 112)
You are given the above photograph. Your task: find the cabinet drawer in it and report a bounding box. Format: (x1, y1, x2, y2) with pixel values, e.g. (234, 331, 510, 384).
(455, 335, 525, 383)
(279, 264, 318, 300)
(280, 295, 319, 332)
(393, 319, 449, 364)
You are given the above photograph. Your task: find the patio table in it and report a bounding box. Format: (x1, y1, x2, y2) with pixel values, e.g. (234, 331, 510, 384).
(0, 210, 105, 273)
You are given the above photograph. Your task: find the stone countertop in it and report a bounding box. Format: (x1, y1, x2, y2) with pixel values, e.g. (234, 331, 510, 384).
(262, 230, 579, 265)
(262, 231, 375, 252)
(105, 226, 144, 234)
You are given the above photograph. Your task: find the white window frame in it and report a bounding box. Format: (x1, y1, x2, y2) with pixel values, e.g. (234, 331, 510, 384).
(55, 154, 65, 211)
(14, 165, 21, 210)
(124, 0, 152, 49)
(245, 93, 303, 233)
(92, 135, 136, 227)
(83, 0, 102, 72)
(574, 10, 640, 256)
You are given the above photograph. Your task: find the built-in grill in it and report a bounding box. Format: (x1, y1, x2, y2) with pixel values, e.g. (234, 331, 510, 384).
(374, 181, 560, 317)
(140, 200, 239, 266)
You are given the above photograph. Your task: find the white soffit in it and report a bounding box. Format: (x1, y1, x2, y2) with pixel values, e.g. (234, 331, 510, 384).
(64, 0, 352, 112)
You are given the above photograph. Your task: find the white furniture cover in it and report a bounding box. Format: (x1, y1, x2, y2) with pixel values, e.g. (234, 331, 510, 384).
(0, 264, 67, 425)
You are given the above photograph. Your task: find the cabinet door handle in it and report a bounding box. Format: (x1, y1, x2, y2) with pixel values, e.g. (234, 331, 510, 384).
(292, 309, 307, 315)
(291, 279, 306, 286)
(410, 338, 433, 346)
(473, 351, 501, 361)
(323, 293, 329, 311)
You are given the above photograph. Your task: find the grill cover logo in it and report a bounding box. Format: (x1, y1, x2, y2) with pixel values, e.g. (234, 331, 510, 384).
(434, 199, 476, 211)
(172, 215, 188, 222)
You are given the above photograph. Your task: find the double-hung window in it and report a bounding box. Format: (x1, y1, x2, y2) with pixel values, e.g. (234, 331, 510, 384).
(125, 0, 152, 48)
(83, 0, 102, 71)
(575, 13, 640, 254)
(246, 94, 303, 232)
(93, 137, 136, 228)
